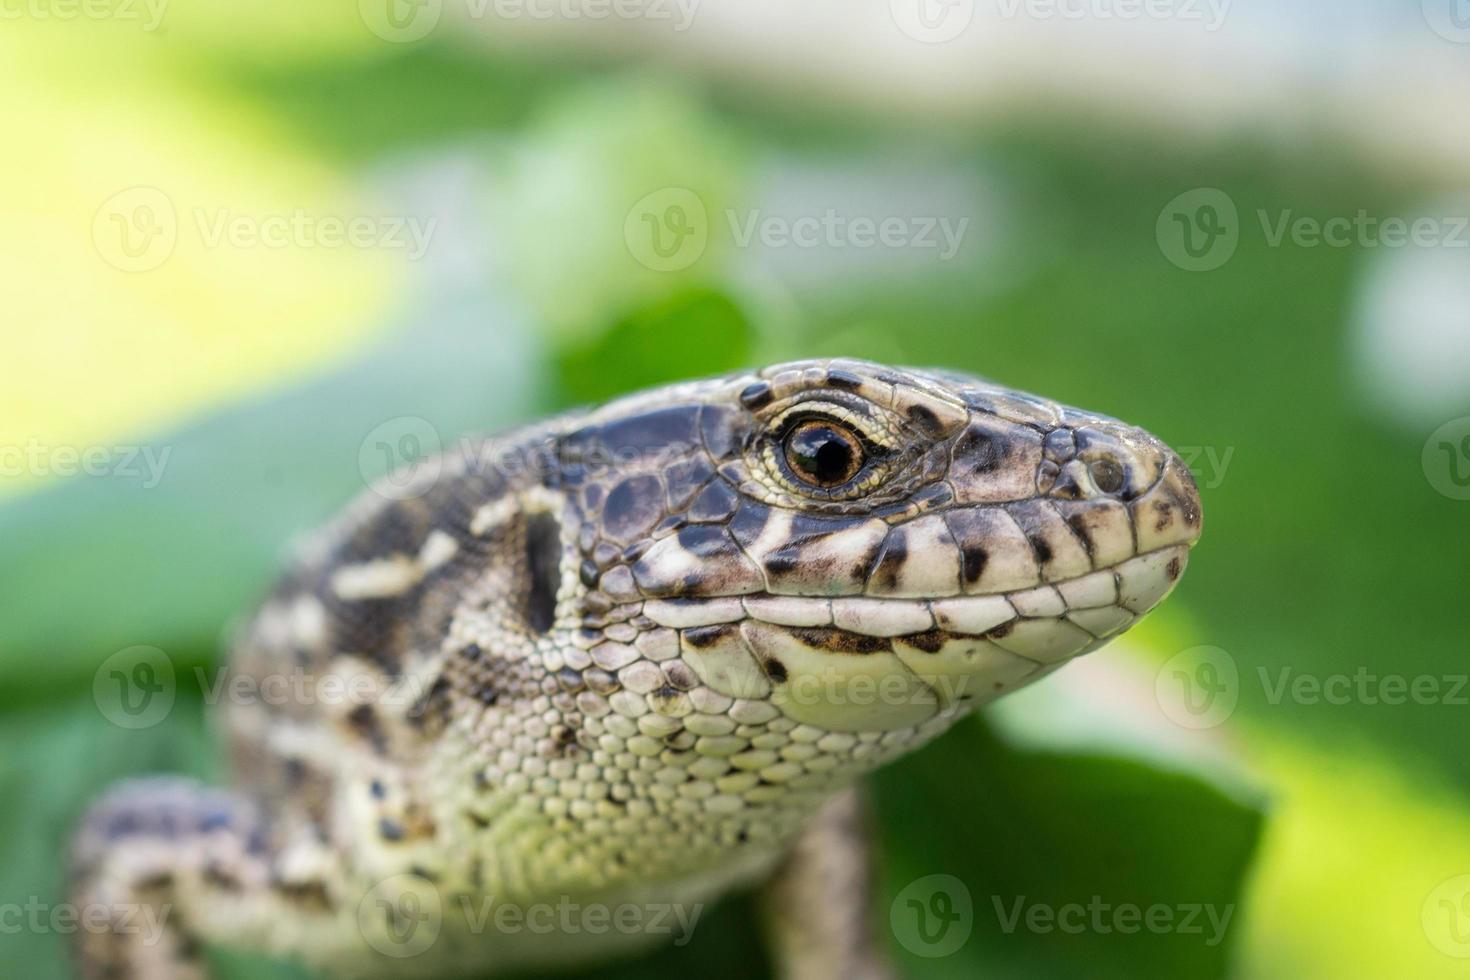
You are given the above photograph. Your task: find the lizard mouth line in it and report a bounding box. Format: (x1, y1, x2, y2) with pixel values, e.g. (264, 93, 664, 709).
(639, 545, 1190, 645)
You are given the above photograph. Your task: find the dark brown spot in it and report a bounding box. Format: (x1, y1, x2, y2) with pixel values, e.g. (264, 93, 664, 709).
(901, 629, 946, 653)
(276, 879, 333, 911)
(764, 554, 797, 576)
(135, 872, 174, 892)
(868, 530, 908, 591)
(986, 621, 1014, 640)
(826, 369, 863, 391)
(906, 403, 943, 436)
(955, 426, 1003, 474)
(346, 704, 387, 754)
(524, 511, 562, 634)
(763, 657, 789, 682)
(960, 543, 987, 584)
(790, 627, 892, 654)
(203, 864, 242, 892)
(739, 381, 774, 410)
(1027, 534, 1054, 565)
(684, 624, 736, 649)
(406, 675, 453, 733)
(1154, 500, 1173, 532)
(1165, 556, 1182, 581)
(1064, 513, 1096, 558)
(664, 660, 698, 690)
(579, 560, 600, 588)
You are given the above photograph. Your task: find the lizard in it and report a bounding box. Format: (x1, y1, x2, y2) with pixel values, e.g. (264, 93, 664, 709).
(69, 357, 1203, 980)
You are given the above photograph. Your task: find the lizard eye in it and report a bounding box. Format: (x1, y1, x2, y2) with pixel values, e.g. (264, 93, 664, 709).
(783, 419, 865, 488)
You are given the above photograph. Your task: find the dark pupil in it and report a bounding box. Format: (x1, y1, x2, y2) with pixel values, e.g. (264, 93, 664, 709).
(787, 425, 856, 485)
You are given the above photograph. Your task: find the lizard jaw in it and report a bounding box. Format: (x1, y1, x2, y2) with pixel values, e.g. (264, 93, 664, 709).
(633, 545, 1189, 732)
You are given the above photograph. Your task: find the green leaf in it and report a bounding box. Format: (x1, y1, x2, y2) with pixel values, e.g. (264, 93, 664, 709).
(556, 288, 755, 405)
(875, 717, 1263, 980)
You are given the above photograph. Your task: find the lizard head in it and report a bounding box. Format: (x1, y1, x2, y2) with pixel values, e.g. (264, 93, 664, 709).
(545, 358, 1199, 826)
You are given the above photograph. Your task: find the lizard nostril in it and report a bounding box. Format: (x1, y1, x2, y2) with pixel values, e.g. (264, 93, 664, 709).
(1089, 456, 1125, 495)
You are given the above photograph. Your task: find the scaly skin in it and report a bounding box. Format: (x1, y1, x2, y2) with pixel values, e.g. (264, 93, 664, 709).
(69, 359, 1202, 979)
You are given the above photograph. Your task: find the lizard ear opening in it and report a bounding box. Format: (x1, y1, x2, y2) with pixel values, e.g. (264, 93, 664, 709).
(524, 511, 562, 634)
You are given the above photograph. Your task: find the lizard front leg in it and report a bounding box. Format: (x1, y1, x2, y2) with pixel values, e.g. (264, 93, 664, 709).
(757, 788, 897, 980)
(68, 777, 358, 980)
